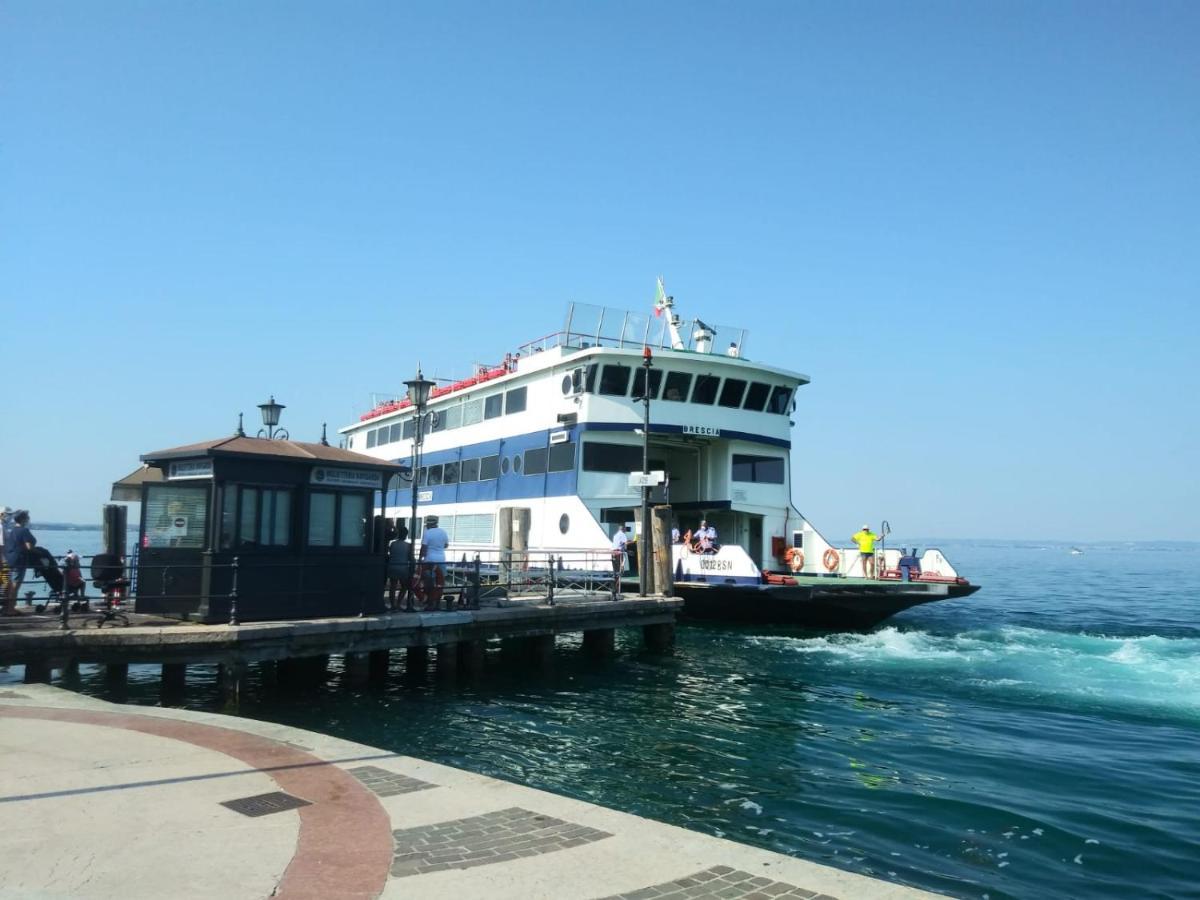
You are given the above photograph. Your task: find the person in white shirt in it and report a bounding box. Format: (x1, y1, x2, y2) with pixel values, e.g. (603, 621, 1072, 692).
(611, 524, 629, 573)
(419, 515, 450, 609)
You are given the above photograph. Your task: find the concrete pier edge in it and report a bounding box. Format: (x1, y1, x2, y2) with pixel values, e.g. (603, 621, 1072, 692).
(0, 684, 942, 900)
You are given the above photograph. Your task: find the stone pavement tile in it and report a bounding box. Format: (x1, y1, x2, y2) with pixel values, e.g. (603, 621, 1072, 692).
(390, 806, 611, 877)
(347, 764, 438, 797)
(596, 867, 832, 900)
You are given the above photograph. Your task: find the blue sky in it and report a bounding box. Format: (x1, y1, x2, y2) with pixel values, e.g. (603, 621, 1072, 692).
(2, 1, 1196, 541)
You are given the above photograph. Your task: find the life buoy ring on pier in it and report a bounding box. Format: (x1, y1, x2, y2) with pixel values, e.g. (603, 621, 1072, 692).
(784, 547, 804, 573)
(822, 548, 840, 572)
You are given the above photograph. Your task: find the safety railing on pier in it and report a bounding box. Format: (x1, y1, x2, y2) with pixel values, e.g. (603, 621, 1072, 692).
(0, 547, 629, 631)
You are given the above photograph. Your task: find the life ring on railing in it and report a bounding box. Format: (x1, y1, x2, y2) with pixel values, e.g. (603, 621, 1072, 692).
(784, 547, 804, 573)
(822, 548, 840, 572)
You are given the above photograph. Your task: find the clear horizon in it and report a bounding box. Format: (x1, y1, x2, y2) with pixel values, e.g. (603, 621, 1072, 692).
(2, 2, 1196, 542)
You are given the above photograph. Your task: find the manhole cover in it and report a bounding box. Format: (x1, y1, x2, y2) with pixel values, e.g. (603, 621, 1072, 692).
(220, 791, 311, 817)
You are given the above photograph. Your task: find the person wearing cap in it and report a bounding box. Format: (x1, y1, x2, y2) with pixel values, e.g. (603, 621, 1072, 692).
(3, 510, 36, 614)
(851, 524, 881, 579)
(418, 515, 450, 609)
(696, 519, 718, 554)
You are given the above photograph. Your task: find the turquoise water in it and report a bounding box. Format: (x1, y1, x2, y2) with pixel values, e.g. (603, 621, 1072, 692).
(11, 536, 1200, 898)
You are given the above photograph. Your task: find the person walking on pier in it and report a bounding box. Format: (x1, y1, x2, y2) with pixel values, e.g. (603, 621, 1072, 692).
(852, 524, 880, 579)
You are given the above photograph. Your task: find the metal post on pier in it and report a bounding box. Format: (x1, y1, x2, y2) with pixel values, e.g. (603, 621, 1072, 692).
(471, 553, 481, 609)
(638, 345, 654, 596)
(547, 555, 555, 606)
(229, 556, 240, 626)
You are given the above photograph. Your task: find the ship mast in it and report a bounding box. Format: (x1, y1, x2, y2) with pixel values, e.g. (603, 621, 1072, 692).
(654, 277, 687, 350)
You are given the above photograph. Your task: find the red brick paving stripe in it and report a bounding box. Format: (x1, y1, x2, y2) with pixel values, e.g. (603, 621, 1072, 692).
(0, 706, 392, 899)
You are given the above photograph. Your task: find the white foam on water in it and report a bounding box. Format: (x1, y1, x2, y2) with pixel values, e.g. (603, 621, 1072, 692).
(750, 626, 1200, 719)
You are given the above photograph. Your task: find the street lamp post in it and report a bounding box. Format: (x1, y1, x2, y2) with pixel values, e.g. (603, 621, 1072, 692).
(639, 346, 653, 596)
(403, 369, 435, 612)
(257, 396, 289, 440)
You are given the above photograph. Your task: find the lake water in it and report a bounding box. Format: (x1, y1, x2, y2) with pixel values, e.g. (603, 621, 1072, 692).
(7, 534, 1198, 898)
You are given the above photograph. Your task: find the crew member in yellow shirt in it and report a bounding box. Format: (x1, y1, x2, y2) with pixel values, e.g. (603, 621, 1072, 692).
(851, 524, 880, 579)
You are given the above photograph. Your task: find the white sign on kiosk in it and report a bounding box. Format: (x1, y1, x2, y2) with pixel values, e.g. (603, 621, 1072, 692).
(628, 470, 666, 489)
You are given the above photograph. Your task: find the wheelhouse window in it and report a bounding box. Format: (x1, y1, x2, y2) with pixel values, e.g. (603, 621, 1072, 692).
(662, 371, 691, 402)
(768, 386, 793, 414)
(462, 399, 483, 426)
(145, 483, 210, 550)
(632, 368, 662, 400)
(718, 378, 747, 409)
(584, 363, 598, 393)
(402, 418, 416, 439)
(743, 382, 770, 412)
(442, 405, 463, 430)
(389, 423, 402, 443)
(691, 374, 720, 405)
(484, 394, 503, 419)
(598, 364, 632, 396)
(731, 454, 785, 484)
(505, 387, 527, 414)
(366, 430, 378, 448)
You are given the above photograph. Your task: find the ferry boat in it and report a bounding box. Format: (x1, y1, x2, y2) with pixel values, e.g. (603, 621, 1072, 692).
(340, 287, 979, 629)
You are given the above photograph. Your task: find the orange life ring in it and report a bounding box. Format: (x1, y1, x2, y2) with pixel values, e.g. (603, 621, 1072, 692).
(784, 547, 804, 573)
(822, 548, 840, 572)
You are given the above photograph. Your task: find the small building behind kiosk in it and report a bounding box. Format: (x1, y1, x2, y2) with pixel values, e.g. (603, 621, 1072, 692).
(114, 436, 402, 623)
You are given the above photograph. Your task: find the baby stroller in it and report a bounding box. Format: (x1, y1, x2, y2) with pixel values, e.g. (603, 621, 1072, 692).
(62, 551, 88, 609)
(29, 547, 64, 612)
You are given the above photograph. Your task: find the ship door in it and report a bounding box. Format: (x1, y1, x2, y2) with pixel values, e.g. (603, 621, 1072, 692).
(747, 515, 763, 569)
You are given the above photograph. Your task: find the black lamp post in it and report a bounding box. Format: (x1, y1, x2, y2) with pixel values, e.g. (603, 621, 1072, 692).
(257, 395, 289, 440)
(403, 368, 435, 611)
(639, 346, 653, 596)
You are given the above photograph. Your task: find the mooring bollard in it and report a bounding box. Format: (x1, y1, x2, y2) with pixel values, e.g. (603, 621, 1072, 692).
(229, 556, 240, 626)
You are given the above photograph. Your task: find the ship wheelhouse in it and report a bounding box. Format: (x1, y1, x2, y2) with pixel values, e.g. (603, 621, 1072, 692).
(338, 303, 809, 568)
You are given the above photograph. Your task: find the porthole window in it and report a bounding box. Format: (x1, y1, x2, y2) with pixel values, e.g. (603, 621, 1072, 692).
(559, 514, 570, 535)
(501, 456, 510, 474)
(513, 455, 522, 473)
(561, 375, 572, 395)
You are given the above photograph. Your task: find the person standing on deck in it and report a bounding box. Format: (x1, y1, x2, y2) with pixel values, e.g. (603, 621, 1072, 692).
(0, 507, 12, 596)
(852, 524, 880, 579)
(611, 524, 629, 572)
(419, 515, 449, 609)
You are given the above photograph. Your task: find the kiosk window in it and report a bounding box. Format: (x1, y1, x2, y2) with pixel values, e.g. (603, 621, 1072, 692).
(308, 491, 369, 548)
(145, 484, 209, 550)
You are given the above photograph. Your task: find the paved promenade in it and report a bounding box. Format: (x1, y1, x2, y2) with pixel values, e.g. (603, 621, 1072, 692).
(0, 685, 940, 899)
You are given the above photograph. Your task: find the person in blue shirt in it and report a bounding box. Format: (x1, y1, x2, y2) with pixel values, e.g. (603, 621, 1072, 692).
(3, 510, 36, 615)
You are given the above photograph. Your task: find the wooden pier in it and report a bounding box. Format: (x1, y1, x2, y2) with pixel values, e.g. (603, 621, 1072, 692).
(0, 595, 681, 697)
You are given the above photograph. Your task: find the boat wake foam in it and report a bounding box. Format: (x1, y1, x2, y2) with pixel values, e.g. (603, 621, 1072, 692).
(748, 626, 1200, 720)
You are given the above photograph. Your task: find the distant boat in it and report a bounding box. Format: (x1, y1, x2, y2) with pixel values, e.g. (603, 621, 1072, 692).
(1069, 547, 1085, 555)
